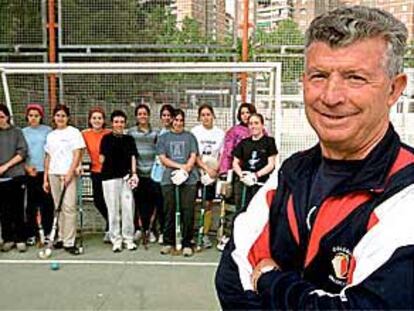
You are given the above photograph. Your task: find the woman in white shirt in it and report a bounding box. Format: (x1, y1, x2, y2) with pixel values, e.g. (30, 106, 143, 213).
(43, 104, 85, 255)
(191, 104, 224, 248)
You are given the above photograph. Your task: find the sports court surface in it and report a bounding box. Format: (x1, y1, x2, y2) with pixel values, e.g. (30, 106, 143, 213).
(0, 234, 221, 310)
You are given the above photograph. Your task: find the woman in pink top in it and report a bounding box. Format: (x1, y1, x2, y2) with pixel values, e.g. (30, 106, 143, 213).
(216, 103, 257, 251)
(218, 103, 257, 175)
(82, 107, 111, 242)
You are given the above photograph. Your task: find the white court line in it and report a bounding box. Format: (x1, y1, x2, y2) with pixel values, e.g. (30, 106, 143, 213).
(0, 259, 219, 267)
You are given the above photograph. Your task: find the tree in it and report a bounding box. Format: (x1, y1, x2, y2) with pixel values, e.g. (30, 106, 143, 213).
(255, 19, 305, 84)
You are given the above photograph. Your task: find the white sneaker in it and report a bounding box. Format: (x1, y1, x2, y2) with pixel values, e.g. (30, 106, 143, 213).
(26, 236, 36, 246)
(217, 236, 230, 252)
(124, 241, 137, 251)
(182, 247, 193, 257)
(112, 243, 122, 253)
(158, 234, 163, 244)
(149, 231, 157, 243)
(103, 232, 111, 244)
(133, 230, 142, 241)
(160, 245, 172, 255)
(16, 242, 27, 252)
(202, 235, 213, 249)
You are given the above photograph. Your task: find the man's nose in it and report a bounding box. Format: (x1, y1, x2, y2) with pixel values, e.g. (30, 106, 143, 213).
(320, 74, 345, 106)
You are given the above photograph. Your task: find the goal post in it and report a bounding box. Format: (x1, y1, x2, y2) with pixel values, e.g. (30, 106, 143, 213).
(0, 61, 320, 164)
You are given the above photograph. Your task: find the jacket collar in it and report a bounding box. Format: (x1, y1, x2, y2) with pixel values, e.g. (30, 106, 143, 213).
(281, 123, 401, 196)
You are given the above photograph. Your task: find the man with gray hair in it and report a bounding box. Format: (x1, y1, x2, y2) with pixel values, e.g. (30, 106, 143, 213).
(216, 5, 414, 309)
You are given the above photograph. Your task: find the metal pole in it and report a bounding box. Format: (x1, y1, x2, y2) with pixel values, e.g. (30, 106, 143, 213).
(241, 0, 249, 103)
(1, 71, 13, 124)
(48, 0, 57, 112)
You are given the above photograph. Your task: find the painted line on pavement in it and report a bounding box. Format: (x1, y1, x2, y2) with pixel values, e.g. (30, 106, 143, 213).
(0, 259, 219, 267)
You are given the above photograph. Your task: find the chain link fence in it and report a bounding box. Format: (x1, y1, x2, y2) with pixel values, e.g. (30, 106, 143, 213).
(0, 0, 46, 48)
(59, 0, 234, 48)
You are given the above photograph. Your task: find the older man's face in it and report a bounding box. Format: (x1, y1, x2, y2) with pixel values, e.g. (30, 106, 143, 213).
(303, 37, 406, 159)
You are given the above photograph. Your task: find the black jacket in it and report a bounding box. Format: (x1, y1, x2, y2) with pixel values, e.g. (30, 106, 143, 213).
(216, 125, 414, 309)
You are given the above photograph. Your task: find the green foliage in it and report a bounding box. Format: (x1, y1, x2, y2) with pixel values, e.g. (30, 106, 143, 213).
(256, 19, 304, 46)
(254, 19, 305, 83)
(0, 0, 43, 45)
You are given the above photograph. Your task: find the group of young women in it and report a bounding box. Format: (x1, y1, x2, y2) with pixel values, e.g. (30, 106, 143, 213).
(0, 101, 277, 256)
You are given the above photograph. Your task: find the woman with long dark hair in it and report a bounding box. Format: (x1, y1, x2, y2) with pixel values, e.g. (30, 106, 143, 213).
(43, 104, 85, 255)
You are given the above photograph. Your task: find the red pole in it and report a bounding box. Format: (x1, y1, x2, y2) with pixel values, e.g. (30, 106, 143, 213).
(48, 0, 57, 113)
(241, 0, 249, 103)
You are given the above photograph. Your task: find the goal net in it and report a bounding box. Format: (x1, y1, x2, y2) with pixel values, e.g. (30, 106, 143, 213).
(0, 62, 319, 163)
(2, 62, 414, 231)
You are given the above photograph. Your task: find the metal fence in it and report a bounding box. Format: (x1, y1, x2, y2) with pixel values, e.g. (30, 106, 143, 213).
(0, 0, 46, 48)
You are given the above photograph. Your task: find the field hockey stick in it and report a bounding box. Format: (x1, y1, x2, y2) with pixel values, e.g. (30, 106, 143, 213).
(196, 184, 207, 252)
(217, 195, 226, 242)
(76, 176, 84, 254)
(141, 215, 149, 250)
(38, 183, 67, 259)
(35, 207, 45, 248)
(241, 180, 266, 211)
(241, 183, 247, 211)
(174, 185, 182, 253)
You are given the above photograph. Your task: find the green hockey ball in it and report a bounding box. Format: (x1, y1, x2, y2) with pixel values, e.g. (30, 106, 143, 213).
(50, 261, 60, 271)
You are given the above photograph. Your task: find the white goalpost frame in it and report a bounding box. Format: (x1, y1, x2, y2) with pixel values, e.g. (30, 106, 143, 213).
(0, 62, 283, 159)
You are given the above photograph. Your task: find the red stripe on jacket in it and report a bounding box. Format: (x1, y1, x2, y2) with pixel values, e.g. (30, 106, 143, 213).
(306, 146, 414, 268)
(287, 194, 300, 245)
(305, 192, 372, 267)
(247, 189, 276, 267)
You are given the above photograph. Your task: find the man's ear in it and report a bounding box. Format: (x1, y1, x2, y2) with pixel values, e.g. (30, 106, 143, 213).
(388, 73, 407, 108)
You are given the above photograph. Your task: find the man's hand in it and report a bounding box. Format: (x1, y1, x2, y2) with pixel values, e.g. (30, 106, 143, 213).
(251, 258, 279, 292)
(171, 169, 189, 186)
(241, 171, 257, 187)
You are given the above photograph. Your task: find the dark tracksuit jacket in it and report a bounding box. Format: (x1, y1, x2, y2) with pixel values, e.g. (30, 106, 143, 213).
(215, 125, 414, 309)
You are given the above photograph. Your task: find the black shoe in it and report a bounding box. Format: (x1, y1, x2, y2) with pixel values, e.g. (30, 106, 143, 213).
(53, 241, 63, 249)
(64, 246, 81, 255)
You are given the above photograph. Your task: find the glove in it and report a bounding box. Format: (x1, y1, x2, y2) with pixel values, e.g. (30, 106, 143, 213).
(241, 171, 257, 187)
(126, 174, 139, 190)
(201, 172, 215, 186)
(201, 155, 219, 170)
(171, 169, 189, 186)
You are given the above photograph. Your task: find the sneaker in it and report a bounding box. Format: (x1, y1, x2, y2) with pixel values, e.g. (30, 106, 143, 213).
(149, 231, 157, 243)
(16, 242, 27, 252)
(217, 236, 230, 252)
(160, 245, 172, 255)
(158, 234, 164, 245)
(202, 235, 213, 249)
(26, 236, 36, 246)
(123, 241, 137, 251)
(1, 241, 15, 252)
(182, 247, 193, 257)
(103, 232, 111, 244)
(133, 230, 142, 242)
(64, 246, 81, 255)
(112, 243, 122, 253)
